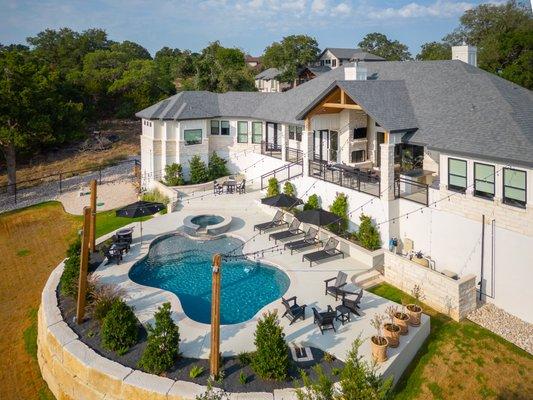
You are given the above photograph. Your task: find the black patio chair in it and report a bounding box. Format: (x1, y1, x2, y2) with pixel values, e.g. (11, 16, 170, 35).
(312, 306, 336, 334)
(254, 210, 288, 233)
(324, 271, 348, 300)
(213, 180, 224, 195)
(104, 246, 122, 265)
(236, 179, 246, 194)
(269, 218, 304, 244)
(302, 238, 344, 267)
(112, 235, 130, 253)
(341, 289, 363, 316)
(281, 296, 307, 325)
(283, 227, 321, 254)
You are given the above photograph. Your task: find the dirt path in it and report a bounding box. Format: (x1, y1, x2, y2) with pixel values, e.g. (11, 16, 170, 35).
(0, 203, 81, 400)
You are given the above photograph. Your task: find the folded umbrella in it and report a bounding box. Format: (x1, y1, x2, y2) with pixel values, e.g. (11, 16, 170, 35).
(261, 193, 303, 208)
(296, 209, 339, 226)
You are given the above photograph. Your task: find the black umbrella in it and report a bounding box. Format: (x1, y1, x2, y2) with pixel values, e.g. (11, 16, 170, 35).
(261, 193, 303, 208)
(296, 209, 339, 226)
(116, 201, 166, 242)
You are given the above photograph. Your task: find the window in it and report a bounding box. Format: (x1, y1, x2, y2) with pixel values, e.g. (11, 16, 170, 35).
(221, 120, 230, 135)
(448, 158, 467, 192)
(184, 129, 202, 145)
(351, 150, 365, 163)
(332, 59, 337, 67)
(211, 120, 220, 135)
(474, 163, 495, 199)
(325, 59, 331, 65)
(353, 127, 367, 139)
(288, 126, 295, 140)
(503, 168, 527, 208)
(320, 60, 325, 66)
(288, 126, 303, 141)
(295, 126, 302, 142)
(252, 121, 262, 144)
(237, 121, 248, 143)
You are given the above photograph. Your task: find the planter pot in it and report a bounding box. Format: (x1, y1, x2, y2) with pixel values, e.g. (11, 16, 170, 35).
(371, 336, 389, 363)
(394, 312, 410, 335)
(383, 323, 401, 348)
(407, 304, 422, 326)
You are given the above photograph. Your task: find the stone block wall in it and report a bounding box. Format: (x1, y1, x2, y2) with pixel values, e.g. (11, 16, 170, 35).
(383, 252, 477, 321)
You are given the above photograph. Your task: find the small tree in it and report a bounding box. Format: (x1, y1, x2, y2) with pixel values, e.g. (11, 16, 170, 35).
(296, 365, 335, 400)
(138, 302, 180, 374)
(189, 155, 209, 184)
(283, 181, 295, 197)
(208, 152, 229, 180)
(357, 214, 381, 250)
(266, 177, 280, 197)
(164, 163, 184, 186)
(252, 311, 290, 381)
(101, 299, 139, 355)
(329, 193, 349, 234)
(304, 194, 320, 210)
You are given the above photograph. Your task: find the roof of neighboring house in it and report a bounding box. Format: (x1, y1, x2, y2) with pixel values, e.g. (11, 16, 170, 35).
(255, 67, 281, 80)
(318, 47, 385, 61)
(136, 60, 533, 167)
(245, 56, 262, 63)
(299, 66, 332, 77)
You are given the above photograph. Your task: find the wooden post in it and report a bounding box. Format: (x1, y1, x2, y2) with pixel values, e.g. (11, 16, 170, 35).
(89, 179, 97, 252)
(76, 207, 92, 323)
(210, 253, 222, 379)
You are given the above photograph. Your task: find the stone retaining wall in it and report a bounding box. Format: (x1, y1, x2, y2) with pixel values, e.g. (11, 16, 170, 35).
(383, 252, 477, 321)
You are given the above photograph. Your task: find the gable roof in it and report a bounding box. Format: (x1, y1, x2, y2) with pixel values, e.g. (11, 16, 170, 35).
(255, 67, 280, 80)
(299, 66, 332, 76)
(318, 47, 385, 61)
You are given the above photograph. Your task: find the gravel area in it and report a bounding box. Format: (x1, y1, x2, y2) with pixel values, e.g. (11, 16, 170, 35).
(468, 303, 533, 354)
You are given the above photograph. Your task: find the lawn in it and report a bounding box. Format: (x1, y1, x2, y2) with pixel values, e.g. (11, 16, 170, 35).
(368, 283, 533, 400)
(0, 201, 151, 400)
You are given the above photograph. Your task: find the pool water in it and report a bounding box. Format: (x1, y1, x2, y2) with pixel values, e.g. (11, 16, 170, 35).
(191, 214, 224, 227)
(129, 235, 290, 324)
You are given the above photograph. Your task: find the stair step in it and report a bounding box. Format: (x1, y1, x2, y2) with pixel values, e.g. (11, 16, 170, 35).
(352, 269, 384, 289)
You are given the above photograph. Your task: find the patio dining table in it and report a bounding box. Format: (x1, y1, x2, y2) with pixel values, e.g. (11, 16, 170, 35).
(223, 180, 237, 193)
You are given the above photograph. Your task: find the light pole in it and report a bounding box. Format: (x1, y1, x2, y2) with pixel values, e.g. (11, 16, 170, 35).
(210, 253, 222, 379)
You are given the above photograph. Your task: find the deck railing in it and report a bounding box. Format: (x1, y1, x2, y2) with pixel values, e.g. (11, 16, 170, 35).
(260, 141, 282, 160)
(394, 177, 429, 205)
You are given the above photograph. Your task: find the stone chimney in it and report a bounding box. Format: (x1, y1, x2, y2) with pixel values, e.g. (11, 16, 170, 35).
(344, 62, 368, 81)
(452, 45, 477, 67)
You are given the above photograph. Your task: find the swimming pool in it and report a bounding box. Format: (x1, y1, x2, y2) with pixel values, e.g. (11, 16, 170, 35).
(129, 235, 290, 324)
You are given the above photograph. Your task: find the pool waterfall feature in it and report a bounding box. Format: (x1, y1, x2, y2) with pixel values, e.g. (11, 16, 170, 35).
(183, 214, 232, 236)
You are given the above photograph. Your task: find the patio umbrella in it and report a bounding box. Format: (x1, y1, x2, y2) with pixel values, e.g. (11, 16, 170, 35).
(115, 201, 165, 242)
(296, 208, 339, 227)
(261, 193, 303, 208)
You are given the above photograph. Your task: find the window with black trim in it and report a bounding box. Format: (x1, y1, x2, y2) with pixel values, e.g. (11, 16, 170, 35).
(221, 120, 230, 135)
(353, 127, 367, 139)
(503, 168, 527, 208)
(237, 121, 248, 143)
(289, 125, 295, 140)
(295, 126, 302, 142)
(351, 150, 365, 163)
(448, 158, 467, 192)
(184, 129, 202, 145)
(474, 163, 495, 199)
(252, 122, 262, 144)
(210, 120, 220, 135)
(332, 59, 337, 67)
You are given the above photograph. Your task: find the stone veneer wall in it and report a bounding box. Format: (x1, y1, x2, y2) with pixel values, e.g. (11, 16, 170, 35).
(383, 252, 477, 321)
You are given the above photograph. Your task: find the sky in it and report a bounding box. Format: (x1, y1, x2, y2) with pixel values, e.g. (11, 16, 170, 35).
(0, 0, 507, 57)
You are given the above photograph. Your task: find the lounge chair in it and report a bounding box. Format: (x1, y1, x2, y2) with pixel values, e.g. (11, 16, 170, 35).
(283, 227, 321, 254)
(104, 247, 122, 265)
(253, 210, 288, 233)
(341, 289, 363, 316)
(269, 219, 304, 244)
(312, 306, 336, 334)
(281, 296, 307, 324)
(324, 271, 348, 300)
(302, 238, 344, 267)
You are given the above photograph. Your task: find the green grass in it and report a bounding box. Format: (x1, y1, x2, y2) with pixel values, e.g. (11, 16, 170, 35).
(23, 308, 39, 360)
(17, 248, 30, 257)
(74, 209, 152, 239)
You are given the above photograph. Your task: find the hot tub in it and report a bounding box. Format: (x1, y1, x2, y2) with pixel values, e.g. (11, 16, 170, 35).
(183, 214, 232, 236)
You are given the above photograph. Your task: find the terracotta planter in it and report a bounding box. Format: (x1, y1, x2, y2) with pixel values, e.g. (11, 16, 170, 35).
(407, 304, 422, 326)
(383, 323, 401, 348)
(394, 312, 410, 335)
(371, 336, 388, 363)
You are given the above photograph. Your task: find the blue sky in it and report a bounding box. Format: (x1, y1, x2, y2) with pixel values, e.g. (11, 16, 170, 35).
(0, 1, 499, 56)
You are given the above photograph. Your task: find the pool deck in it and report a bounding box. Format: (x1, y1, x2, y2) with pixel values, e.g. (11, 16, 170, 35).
(96, 185, 429, 383)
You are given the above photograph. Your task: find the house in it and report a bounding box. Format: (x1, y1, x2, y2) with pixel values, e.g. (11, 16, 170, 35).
(316, 47, 385, 69)
(136, 46, 533, 324)
(254, 67, 291, 92)
(245, 55, 262, 69)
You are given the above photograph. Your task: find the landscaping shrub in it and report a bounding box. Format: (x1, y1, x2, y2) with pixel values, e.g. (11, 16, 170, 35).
(60, 237, 81, 298)
(189, 365, 204, 378)
(266, 177, 280, 197)
(189, 155, 209, 184)
(101, 299, 139, 355)
(303, 194, 320, 210)
(141, 189, 170, 205)
(283, 181, 295, 197)
(251, 310, 290, 381)
(164, 163, 184, 186)
(356, 214, 381, 251)
(138, 302, 180, 374)
(88, 280, 126, 323)
(237, 351, 252, 366)
(329, 193, 348, 234)
(296, 365, 334, 400)
(195, 384, 229, 400)
(208, 152, 229, 180)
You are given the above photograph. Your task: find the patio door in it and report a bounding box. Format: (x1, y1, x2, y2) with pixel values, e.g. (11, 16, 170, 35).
(313, 130, 327, 161)
(329, 131, 338, 162)
(266, 122, 278, 148)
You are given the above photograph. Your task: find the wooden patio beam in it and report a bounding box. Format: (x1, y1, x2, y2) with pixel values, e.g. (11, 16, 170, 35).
(322, 103, 363, 110)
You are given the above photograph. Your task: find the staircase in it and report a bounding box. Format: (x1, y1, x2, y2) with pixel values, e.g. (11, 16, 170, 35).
(260, 159, 303, 190)
(352, 267, 384, 289)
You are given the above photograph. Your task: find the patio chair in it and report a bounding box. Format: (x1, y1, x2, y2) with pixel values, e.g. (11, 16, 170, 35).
(324, 271, 348, 300)
(236, 179, 246, 194)
(269, 218, 304, 244)
(253, 210, 288, 233)
(302, 238, 344, 267)
(281, 296, 307, 325)
(104, 247, 122, 265)
(341, 289, 363, 316)
(312, 306, 336, 334)
(112, 235, 130, 253)
(283, 227, 321, 254)
(213, 180, 224, 195)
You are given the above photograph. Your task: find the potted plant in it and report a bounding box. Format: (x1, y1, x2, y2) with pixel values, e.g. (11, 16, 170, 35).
(383, 306, 401, 348)
(394, 300, 410, 335)
(407, 285, 425, 326)
(370, 314, 388, 363)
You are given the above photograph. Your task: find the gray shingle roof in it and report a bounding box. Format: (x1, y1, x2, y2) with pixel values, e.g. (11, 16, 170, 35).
(254, 67, 280, 80)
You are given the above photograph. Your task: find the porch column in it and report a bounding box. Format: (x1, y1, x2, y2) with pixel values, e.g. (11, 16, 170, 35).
(380, 142, 399, 248)
(281, 125, 289, 161)
(302, 128, 313, 177)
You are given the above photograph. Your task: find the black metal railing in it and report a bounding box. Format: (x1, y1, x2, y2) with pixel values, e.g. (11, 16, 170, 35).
(260, 141, 282, 159)
(394, 177, 429, 205)
(308, 160, 380, 197)
(260, 160, 303, 190)
(287, 147, 303, 163)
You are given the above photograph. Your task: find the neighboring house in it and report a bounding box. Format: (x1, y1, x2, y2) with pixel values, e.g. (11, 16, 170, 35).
(296, 65, 333, 86)
(245, 55, 262, 69)
(136, 46, 533, 324)
(254, 68, 291, 92)
(316, 47, 385, 69)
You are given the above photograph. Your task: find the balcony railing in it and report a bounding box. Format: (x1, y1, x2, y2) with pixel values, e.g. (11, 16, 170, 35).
(260, 141, 282, 159)
(395, 177, 429, 205)
(308, 160, 380, 197)
(287, 147, 303, 163)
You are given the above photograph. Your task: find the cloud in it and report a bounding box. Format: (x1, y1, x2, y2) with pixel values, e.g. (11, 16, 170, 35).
(311, 0, 327, 13)
(331, 2, 351, 16)
(366, 1, 474, 20)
